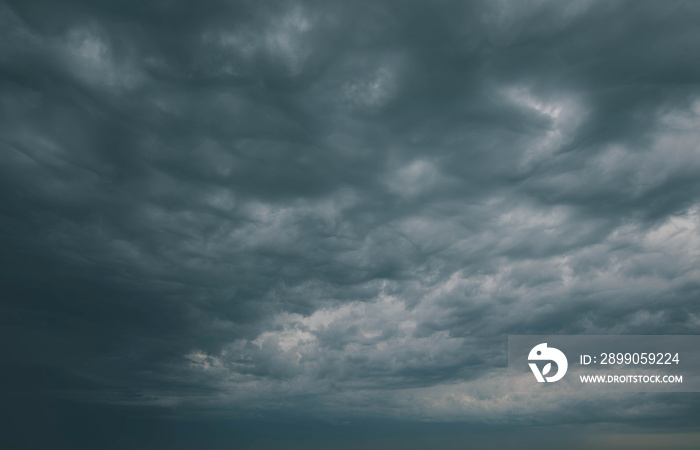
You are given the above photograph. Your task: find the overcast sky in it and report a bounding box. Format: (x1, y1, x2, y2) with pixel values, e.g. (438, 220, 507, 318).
(1, 0, 700, 449)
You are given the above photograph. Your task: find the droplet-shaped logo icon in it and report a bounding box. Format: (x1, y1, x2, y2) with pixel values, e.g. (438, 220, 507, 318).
(528, 343, 568, 382)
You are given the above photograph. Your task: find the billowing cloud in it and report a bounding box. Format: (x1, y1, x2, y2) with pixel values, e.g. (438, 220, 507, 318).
(1, 0, 700, 448)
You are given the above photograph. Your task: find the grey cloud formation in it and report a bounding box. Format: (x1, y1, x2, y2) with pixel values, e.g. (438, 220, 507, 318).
(1, 0, 700, 448)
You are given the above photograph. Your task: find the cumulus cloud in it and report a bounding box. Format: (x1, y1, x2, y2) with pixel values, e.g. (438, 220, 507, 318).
(1, 0, 700, 447)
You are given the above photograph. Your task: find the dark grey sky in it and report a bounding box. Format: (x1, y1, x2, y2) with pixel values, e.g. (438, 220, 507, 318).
(1, 0, 700, 449)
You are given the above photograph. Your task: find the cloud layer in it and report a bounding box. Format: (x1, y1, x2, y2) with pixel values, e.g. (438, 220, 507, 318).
(1, 0, 700, 443)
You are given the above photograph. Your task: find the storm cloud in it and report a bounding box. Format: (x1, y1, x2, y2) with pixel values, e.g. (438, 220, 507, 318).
(1, 0, 700, 448)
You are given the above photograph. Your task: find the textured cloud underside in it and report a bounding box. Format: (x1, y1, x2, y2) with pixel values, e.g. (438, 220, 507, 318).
(1, 0, 700, 428)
